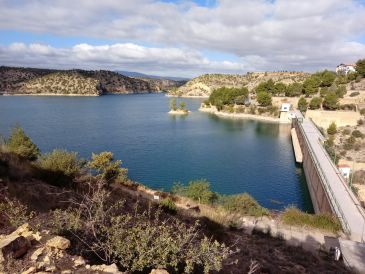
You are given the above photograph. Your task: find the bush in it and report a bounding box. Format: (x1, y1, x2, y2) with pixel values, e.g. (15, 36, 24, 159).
(173, 179, 218, 204)
(0, 197, 35, 228)
(5, 127, 40, 161)
(282, 207, 341, 233)
(209, 87, 249, 108)
(349, 91, 360, 97)
(356, 58, 365, 77)
(342, 128, 351, 135)
(285, 83, 303, 97)
(343, 136, 356, 150)
(159, 198, 177, 214)
(220, 193, 269, 217)
(38, 149, 85, 179)
(323, 91, 339, 110)
(309, 97, 322, 109)
(297, 96, 308, 112)
(358, 119, 364, 126)
(327, 122, 337, 135)
(88, 152, 128, 184)
(53, 181, 230, 273)
(352, 130, 364, 138)
(256, 91, 272, 106)
(360, 109, 365, 116)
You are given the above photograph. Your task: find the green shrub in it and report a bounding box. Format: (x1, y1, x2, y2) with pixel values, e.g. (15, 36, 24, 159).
(282, 207, 341, 233)
(0, 197, 35, 227)
(38, 149, 85, 179)
(352, 130, 364, 138)
(53, 181, 230, 273)
(5, 127, 40, 160)
(209, 87, 248, 108)
(323, 91, 339, 110)
(349, 91, 360, 97)
(344, 136, 356, 150)
(159, 198, 177, 214)
(256, 91, 272, 106)
(309, 97, 322, 109)
(88, 152, 128, 184)
(327, 122, 337, 135)
(173, 179, 218, 204)
(297, 96, 308, 112)
(220, 193, 269, 217)
(360, 109, 365, 116)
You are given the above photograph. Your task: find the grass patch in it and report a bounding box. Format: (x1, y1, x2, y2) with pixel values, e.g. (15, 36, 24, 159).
(281, 207, 341, 233)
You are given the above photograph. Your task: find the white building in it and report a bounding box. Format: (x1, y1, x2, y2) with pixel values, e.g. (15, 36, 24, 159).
(336, 64, 356, 75)
(338, 164, 351, 179)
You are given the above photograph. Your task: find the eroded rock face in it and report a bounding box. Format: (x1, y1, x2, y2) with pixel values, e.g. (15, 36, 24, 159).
(45, 236, 70, 250)
(0, 234, 30, 262)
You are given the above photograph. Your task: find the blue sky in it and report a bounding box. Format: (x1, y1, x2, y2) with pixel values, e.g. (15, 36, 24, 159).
(0, 0, 364, 77)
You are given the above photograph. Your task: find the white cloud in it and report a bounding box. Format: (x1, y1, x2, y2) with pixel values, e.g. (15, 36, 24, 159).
(0, 0, 364, 75)
(0, 43, 245, 77)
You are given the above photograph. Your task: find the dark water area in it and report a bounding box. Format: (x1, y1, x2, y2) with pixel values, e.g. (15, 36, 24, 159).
(0, 94, 313, 212)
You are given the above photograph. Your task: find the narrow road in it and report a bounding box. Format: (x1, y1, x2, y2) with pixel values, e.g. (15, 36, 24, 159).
(295, 111, 365, 242)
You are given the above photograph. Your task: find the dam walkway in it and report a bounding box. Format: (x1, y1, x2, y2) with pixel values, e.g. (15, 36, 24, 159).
(294, 111, 365, 243)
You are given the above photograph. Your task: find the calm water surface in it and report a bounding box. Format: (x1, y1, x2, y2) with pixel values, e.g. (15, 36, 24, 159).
(0, 94, 313, 211)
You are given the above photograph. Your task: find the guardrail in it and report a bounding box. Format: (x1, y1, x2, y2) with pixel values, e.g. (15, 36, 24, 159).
(294, 118, 351, 235)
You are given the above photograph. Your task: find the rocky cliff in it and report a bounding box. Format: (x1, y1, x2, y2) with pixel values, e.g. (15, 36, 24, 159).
(0, 66, 183, 96)
(169, 72, 310, 97)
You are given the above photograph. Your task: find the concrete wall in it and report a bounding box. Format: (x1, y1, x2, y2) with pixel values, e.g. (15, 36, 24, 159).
(293, 119, 333, 214)
(305, 110, 361, 129)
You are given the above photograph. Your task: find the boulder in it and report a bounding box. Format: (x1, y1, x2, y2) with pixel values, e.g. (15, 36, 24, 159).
(90, 263, 121, 273)
(21, 266, 36, 274)
(46, 236, 70, 250)
(30, 247, 44, 261)
(150, 269, 169, 274)
(0, 234, 30, 262)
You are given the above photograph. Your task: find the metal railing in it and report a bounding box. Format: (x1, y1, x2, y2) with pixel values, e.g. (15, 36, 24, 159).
(295, 118, 351, 234)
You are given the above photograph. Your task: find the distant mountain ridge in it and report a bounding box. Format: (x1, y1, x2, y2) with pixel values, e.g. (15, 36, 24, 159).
(0, 66, 184, 96)
(116, 70, 190, 81)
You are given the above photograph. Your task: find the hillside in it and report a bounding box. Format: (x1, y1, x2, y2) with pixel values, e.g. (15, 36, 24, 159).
(0, 66, 184, 96)
(0, 130, 349, 274)
(169, 72, 310, 97)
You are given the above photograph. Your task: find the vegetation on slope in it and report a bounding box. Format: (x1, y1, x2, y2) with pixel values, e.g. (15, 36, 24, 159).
(0, 126, 348, 273)
(0, 66, 184, 95)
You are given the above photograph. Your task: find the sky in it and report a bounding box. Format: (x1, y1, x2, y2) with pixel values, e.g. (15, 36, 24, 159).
(0, 0, 365, 77)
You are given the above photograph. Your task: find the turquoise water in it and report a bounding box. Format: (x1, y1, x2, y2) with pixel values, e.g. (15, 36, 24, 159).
(0, 94, 313, 211)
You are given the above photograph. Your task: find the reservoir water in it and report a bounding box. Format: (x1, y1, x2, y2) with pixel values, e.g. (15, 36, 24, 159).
(0, 94, 313, 211)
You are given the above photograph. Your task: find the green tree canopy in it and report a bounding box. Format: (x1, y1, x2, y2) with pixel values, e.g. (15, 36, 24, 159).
(170, 98, 177, 111)
(274, 82, 287, 96)
(185, 179, 217, 204)
(297, 96, 308, 112)
(88, 151, 128, 183)
(256, 79, 275, 94)
(327, 122, 337, 135)
(356, 59, 365, 77)
(309, 97, 322, 110)
(179, 101, 186, 110)
(303, 75, 321, 96)
(285, 83, 303, 97)
(209, 87, 249, 110)
(323, 91, 339, 110)
(319, 70, 336, 87)
(256, 91, 272, 106)
(5, 126, 40, 160)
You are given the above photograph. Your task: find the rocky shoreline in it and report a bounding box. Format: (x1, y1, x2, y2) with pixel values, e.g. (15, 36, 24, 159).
(199, 105, 282, 123)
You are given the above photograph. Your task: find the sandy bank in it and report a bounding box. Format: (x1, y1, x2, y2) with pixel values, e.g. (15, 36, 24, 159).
(168, 109, 190, 115)
(199, 106, 282, 123)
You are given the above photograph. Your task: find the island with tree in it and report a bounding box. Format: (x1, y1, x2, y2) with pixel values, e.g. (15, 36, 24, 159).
(168, 98, 190, 115)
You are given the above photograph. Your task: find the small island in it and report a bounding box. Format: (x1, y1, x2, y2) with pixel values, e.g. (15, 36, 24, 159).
(168, 98, 190, 115)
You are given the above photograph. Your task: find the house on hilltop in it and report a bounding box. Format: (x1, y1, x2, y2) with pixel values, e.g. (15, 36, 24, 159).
(336, 64, 356, 74)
